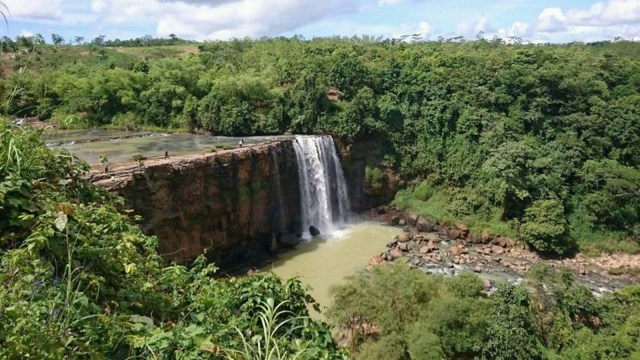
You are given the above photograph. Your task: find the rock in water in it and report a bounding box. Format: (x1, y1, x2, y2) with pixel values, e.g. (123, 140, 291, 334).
(309, 225, 321, 236)
(279, 233, 301, 247)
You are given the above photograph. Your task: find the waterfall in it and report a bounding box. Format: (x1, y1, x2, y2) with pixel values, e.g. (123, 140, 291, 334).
(293, 135, 350, 236)
(270, 148, 287, 232)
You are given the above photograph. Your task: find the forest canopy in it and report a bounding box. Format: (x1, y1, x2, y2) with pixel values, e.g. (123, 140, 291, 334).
(2, 37, 640, 254)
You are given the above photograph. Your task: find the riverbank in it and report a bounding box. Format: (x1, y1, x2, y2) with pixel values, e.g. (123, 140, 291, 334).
(366, 205, 640, 294)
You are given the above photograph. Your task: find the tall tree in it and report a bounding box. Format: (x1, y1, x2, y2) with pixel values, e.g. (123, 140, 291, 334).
(51, 33, 64, 45)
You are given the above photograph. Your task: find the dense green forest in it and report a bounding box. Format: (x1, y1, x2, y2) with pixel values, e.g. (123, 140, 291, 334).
(2, 38, 639, 255)
(328, 264, 640, 360)
(1, 36, 640, 359)
(1, 120, 639, 359)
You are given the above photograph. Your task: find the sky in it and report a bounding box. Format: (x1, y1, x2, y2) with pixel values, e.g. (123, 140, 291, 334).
(2, 0, 640, 43)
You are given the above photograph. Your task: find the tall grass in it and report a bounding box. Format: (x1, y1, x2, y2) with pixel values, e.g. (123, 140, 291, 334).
(214, 298, 314, 360)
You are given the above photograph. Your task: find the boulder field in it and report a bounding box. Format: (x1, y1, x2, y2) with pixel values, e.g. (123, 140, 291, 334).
(370, 206, 640, 294)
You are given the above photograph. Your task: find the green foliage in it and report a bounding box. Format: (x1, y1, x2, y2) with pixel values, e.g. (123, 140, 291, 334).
(482, 284, 542, 360)
(365, 166, 384, 191)
(131, 153, 146, 161)
(3, 38, 640, 251)
(520, 199, 572, 255)
(578, 159, 640, 231)
(330, 263, 640, 360)
(327, 265, 490, 359)
(0, 121, 346, 359)
(413, 180, 434, 202)
(218, 298, 342, 360)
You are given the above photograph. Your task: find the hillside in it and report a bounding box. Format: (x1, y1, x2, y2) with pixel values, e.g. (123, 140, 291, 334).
(1, 38, 639, 255)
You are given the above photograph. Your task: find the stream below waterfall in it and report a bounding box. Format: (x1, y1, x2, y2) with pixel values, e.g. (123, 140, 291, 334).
(260, 222, 401, 316)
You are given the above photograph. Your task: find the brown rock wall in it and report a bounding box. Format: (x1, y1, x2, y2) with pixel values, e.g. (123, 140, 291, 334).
(91, 140, 301, 266)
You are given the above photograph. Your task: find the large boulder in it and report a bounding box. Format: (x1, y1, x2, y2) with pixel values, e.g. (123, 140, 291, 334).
(490, 245, 505, 255)
(450, 244, 468, 256)
(369, 254, 385, 266)
(406, 213, 420, 226)
(279, 233, 301, 247)
(397, 232, 411, 243)
(389, 247, 404, 260)
(419, 240, 437, 254)
(309, 225, 321, 237)
(416, 217, 435, 232)
(480, 230, 492, 243)
(456, 223, 469, 236)
(447, 228, 461, 240)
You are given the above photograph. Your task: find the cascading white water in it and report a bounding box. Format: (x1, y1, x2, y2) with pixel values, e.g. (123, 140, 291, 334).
(293, 135, 350, 236)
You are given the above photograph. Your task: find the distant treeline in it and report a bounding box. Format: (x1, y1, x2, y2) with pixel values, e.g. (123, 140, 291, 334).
(0, 34, 194, 51)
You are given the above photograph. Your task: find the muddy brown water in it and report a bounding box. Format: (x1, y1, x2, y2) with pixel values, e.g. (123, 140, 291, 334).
(260, 222, 401, 317)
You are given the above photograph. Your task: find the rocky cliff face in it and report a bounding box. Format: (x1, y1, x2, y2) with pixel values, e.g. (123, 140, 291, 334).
(337, 137, 399, 211)
(91, 140, 300, 266)
(90, 136, 399, 267)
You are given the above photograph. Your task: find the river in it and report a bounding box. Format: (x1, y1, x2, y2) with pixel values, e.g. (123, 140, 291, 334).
(44, 129, 282, 165)
(260, 222, 400, 317)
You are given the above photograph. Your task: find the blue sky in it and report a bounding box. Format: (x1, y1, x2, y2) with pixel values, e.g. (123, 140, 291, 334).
(3, 0, 640, 43)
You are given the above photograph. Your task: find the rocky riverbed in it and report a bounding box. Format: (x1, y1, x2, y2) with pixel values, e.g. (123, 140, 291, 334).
(367, 206, 640, 295)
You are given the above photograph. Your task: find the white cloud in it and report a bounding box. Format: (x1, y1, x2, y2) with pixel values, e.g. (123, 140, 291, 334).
(490, 0, 640, 43)
(90, 0, 359, 40)
(537, 7, 566, 33)
(566, 0, 640, 26)
(378, 0, 405, 6)
(456, 16, 494, 39)
(495, 21, 531, 42)
(4, 0, 63, 20)
(300, 19, 431, 41)
(19, 30, 33, 37)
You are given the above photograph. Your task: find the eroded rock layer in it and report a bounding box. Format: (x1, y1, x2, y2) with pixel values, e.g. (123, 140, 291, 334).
(92, 140, 301, 266)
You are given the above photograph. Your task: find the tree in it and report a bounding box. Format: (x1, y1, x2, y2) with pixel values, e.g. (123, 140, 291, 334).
(16, 35, 34, 48)
(520, 199, 572, 255)
(481, 141, 533, 220)
(51, 33, 64, 45)
(92, 34, 106, 46)
(34, 33, 45, 45)
(74, 36, 84, 45)
(483, 285, 542, 360)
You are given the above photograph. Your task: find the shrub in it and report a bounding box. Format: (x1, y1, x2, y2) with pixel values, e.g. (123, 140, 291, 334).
(131, 153, 146, 161)
(365, 166, 384, 191)
(51, 112, 89, 130)
(414, 180, 434, 201)
(111, 112, 141, 131)
(520, 199, 572, 255)
(482, 284, 542, 360)
(327, 264, 489, 359)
